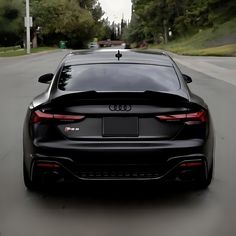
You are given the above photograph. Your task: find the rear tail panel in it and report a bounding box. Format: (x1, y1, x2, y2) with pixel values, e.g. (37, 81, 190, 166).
(31, 92, 208, 142)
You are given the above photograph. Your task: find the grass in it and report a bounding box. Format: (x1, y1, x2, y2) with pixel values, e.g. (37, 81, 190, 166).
(149, 18, 236, 56)
(0, 46, 58, 57)
(178, 44, 236, 56)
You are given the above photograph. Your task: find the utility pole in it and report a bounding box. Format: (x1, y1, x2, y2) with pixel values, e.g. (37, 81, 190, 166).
(25, 0, 31, 54)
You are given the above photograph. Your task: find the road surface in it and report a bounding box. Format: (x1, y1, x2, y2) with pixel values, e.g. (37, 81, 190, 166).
(0, 50, 236, 236)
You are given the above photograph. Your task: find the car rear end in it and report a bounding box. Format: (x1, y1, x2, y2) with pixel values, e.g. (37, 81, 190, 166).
(23, 56, 214, 187)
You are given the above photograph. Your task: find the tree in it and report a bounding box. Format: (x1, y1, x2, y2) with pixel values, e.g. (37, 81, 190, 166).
(125, 0, 236, 46)
(31, 0, 104, 48)
(0, 0, 24, 46)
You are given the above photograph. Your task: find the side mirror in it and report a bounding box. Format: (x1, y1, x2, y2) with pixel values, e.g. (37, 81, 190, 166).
(182, 74, 192, 83)
(38, 73, 54, 84)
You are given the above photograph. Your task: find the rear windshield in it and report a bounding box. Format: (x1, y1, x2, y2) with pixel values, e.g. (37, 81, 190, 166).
(58, 64, 180, 92)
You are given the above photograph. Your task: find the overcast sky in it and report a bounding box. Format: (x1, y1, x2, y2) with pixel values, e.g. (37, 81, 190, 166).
(98, 0, 132, 23)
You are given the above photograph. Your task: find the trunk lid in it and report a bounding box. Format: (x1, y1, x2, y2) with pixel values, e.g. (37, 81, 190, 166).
(35, 91, 192, 141)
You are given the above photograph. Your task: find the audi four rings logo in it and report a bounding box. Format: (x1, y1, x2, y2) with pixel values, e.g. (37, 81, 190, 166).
(109, 104, 132, 112)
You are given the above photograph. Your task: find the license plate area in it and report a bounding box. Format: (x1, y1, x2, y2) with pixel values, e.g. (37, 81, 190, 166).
(103, 117, 139, 137)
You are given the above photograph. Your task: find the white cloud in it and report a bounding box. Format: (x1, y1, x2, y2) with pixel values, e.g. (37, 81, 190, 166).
(98, 0, 132, 23)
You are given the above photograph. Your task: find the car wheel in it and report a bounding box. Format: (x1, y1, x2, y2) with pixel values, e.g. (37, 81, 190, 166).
(23, 161, 39, 191)
(196, 161, 213, 189)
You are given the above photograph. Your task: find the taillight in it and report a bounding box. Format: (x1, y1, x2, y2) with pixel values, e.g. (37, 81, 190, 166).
(31, 110, 85, 123)
(36, 163, 60, 169)
(156, 110, 208, 125)
(180, 162, 204, 167)
(53, 114, 85, 121)
(31, 110, 53, 123)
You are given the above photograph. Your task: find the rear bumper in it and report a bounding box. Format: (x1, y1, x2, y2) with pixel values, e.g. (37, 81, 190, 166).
(31, 153, 207, 182)
(24, 139, 212, 182)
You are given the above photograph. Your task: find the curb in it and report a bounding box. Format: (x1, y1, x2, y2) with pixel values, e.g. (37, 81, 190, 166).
(0, 49, 69, 59)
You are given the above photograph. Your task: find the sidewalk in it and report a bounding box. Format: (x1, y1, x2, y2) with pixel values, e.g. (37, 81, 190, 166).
(172, 54, 236, 86)
(146, 49, 236, 86)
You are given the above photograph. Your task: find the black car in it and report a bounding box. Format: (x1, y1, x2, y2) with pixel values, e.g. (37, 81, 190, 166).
(23, 49, 214, 190)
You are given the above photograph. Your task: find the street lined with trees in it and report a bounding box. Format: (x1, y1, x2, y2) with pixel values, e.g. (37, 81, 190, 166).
(0, 0, 128, 49)
(1, 0, 236, 54)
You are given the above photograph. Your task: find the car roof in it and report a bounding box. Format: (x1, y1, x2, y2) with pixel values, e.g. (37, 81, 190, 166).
(63, 49, 174, 67)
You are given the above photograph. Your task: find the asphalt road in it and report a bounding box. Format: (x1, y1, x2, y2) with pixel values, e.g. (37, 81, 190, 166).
(0, 50, 236, 236)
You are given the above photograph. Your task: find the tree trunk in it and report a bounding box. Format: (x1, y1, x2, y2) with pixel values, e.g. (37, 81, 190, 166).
(32, 32, 37, 48)
(163, 20, 168, 44)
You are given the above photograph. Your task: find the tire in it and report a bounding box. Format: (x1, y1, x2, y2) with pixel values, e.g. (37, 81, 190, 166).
(23, 161, 39, 191)
(196, 161, 213, 189)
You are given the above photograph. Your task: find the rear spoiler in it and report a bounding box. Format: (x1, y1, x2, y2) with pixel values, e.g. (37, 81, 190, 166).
(48, 90, 190, 105)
